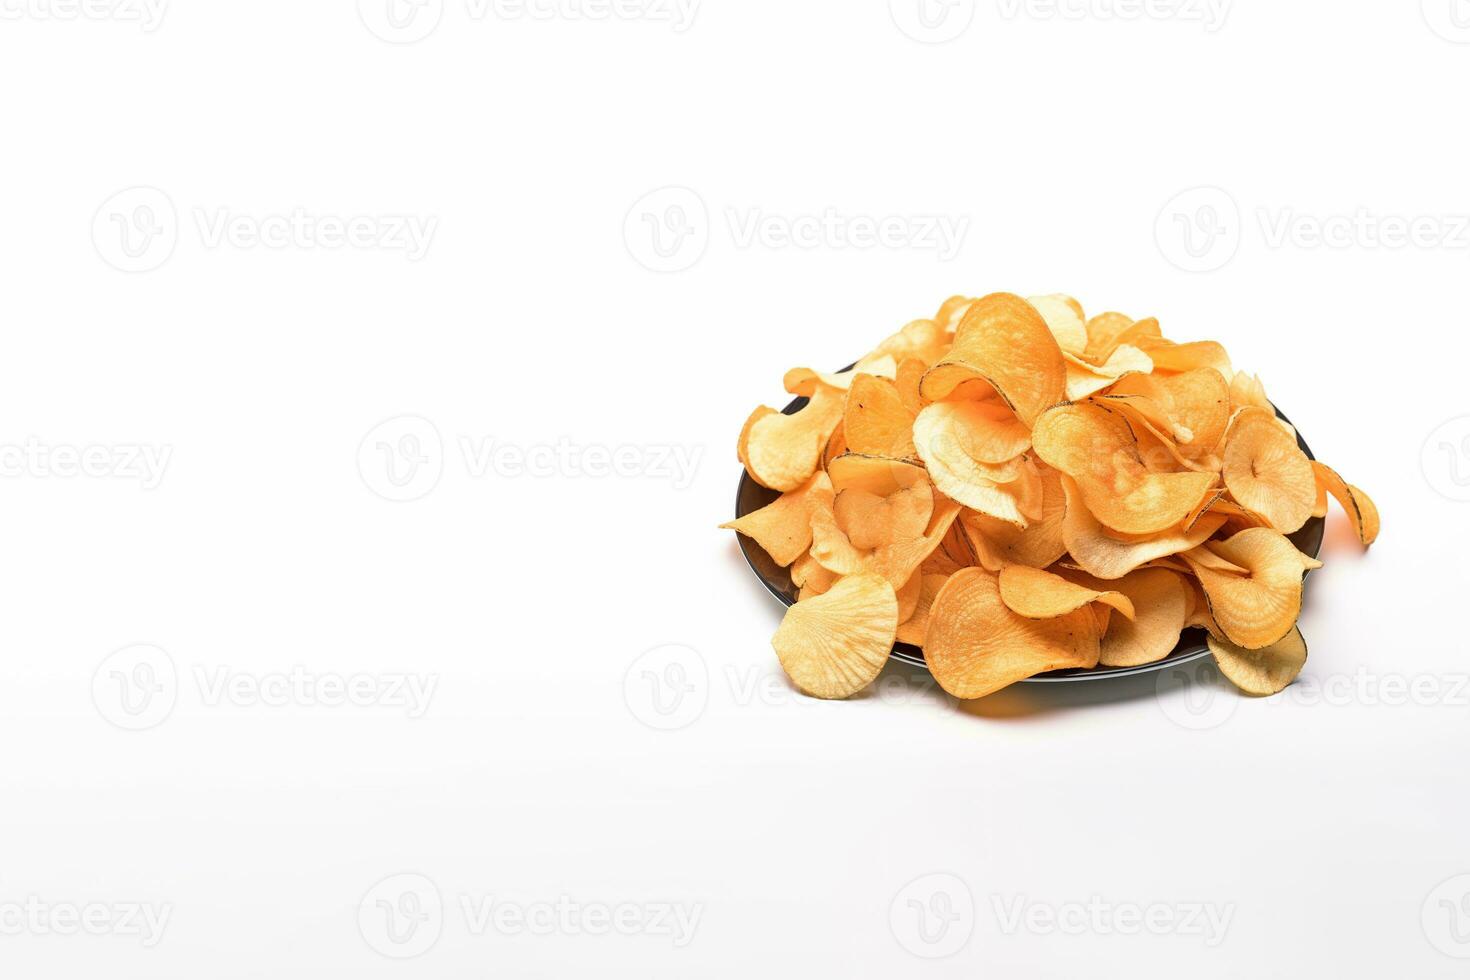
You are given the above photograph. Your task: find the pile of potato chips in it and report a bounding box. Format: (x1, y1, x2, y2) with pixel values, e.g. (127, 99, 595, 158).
(724, 293, 1379, 701)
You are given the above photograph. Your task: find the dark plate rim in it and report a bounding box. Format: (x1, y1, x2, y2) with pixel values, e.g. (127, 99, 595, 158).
(733, 376, 1324, 683)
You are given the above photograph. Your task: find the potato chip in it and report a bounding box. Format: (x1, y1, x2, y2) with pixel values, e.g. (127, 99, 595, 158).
(896, 572, 950, 646)
(924, 568, 1100, 698)
(827, 451, 928, 496)
(896, 570, 924, 623)
(1135, 338, 1232, 378)
(1084, 313, 1161, 363)
(1058, 474, 1227, 580)
(720, 470, 829, 567)
(1183, 527, 1320, 649)
(997, 564, 1136, 620)
(744, 384, 845, 491)
(874, 318, 949, 366)
(834, 479, 933, 551)
(784, 357, 897, 396)
(961, 465, 1068, 570)
(1221, 406, 1316, 533)
(1028, 294, 1089, 355)
(771, 573, 898, 699)
(934, 295, 974, 334)
(1209, 625, 1308, 696)
(790, 550, 837, 595)
(1311, 460, 1380, 546)
(1078, 567, 1190, 668)
(1031, 403, 1216, 535)
(895, 357, 927, 415)
(844, 374, 917, 458)
(919, 293, 1066, 425)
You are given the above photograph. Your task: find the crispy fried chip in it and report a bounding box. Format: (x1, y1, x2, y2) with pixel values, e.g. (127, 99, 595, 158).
(844, 374, 917, 458)
(961, 465, 1068, 570)
(1183, 527, 1321, 649)
(1075, 567, 1190, 667)
(1028, 294, 1089, 355)
(997, 564, 1136, 621)
(771, 573, 898, 699)
(834, 479, 933, 551)
(1032, 403, 1216, 535)
(924, 568, 1100, 698)
(1209, 625, 1308, 696)
(720, 470, 829, 567)
(1221, 407, 1316, 533)
(919, 293, 1066, 425)
(895, 572, 950, 647)
(1311, 460, 1380, 546)
(1058, 474, 1227, 579)
(744, 384, 845, 491)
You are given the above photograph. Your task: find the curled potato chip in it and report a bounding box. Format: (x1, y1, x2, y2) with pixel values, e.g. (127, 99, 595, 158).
(1084, 313, 1161, 363)
(1110, 369, 1230, 460)
(896, 570, 923, 623)
(1070, 567, 1189, 667)
(784, 357, 897, 396)
(961, 465, 1068, 571)
(895, 358, 927, 415)
(1028, 294, 1089, 355)
(1136, 338, 1232, 378)
(912, 401, 1034, 527)
(737, 405, 776, 473)
(919, 293, 1066, 425)
(844, 374, 917, 458)
(1221, 407, 1316, 533)
(1229, 371, 1273, 414)
(721, 470, 829, 566)
(934, 295, 974, 333)
(866, 497, 964, 589)
(771, 573, 898, 699)
(1062, 345, 1153, 400)
(997, 564, 1136, 620)
(834, 479, 933, 551)
(1059, 474, 1227, 580)
(874, 318, 949, 366)
(790, 550, 837, 595)
(744, 384, 845, 491)
(827, 452, 928, 496)
(1311, 460, 1380, 546)
(1183, 527, 1320, 649)
(896, 572, 950, 646)
(1031, 403, 1216, 535)
(924, 568, 1099, 698)
(1209, 625, 1308, 696)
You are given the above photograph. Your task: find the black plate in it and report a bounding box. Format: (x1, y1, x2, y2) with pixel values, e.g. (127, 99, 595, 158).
(733, 380, 1324, 682)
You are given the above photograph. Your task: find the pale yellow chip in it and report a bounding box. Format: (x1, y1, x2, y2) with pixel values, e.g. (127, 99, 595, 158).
(1209, 624, 1308, 696)
(771, 573, 898, 699)
(924, 567, 1099, 699)
(1183, 527, 1321, 650)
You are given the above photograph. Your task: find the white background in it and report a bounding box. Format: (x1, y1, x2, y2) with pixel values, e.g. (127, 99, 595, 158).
(2, 1, 1468, 976)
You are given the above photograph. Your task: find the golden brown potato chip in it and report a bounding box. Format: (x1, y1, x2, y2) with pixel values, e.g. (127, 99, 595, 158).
(844, 374, 917, 459)
(919, 293, 1066, 425)
(912, 400, 1035, 527)
(1183, 527, 1320, 649)
(1084, 313, 1161, 363)
(1074, 567, 1190, 668)
(784, 358, 897, 396)
(1032, 403, 1216, 535)
(1058, 474, 1228, 580)
(834, 480, 933, 551)
(997, 564, 1136, 620)
(1136, 338, 1232, 378)
(866, 497, 965, 589)
(933, 295, 974, 333)
(1109, 368, 1230, 460)
(744, 384, 845, 491)
(961, 465, 1068, 570)
(1221, 407, 1316, 533)
(790, 550, 837, 595)
(895, 357, 927, 415)
(896, 572, 950, 646)
(874, 318, 949, 366)
(1028, 294, 1089, 355)
(924, 568, 1100, 698)
(737, 405, 776, 473)
(827, 452, 928, 496)
(1311, 460, 1380, 546)
(1209, 625, 1307, 696)
(896, 570, 923, 623)
(720, 470, 829, 567)
(1061, 346, 1154, 400)
(771, 573, 897, 699)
